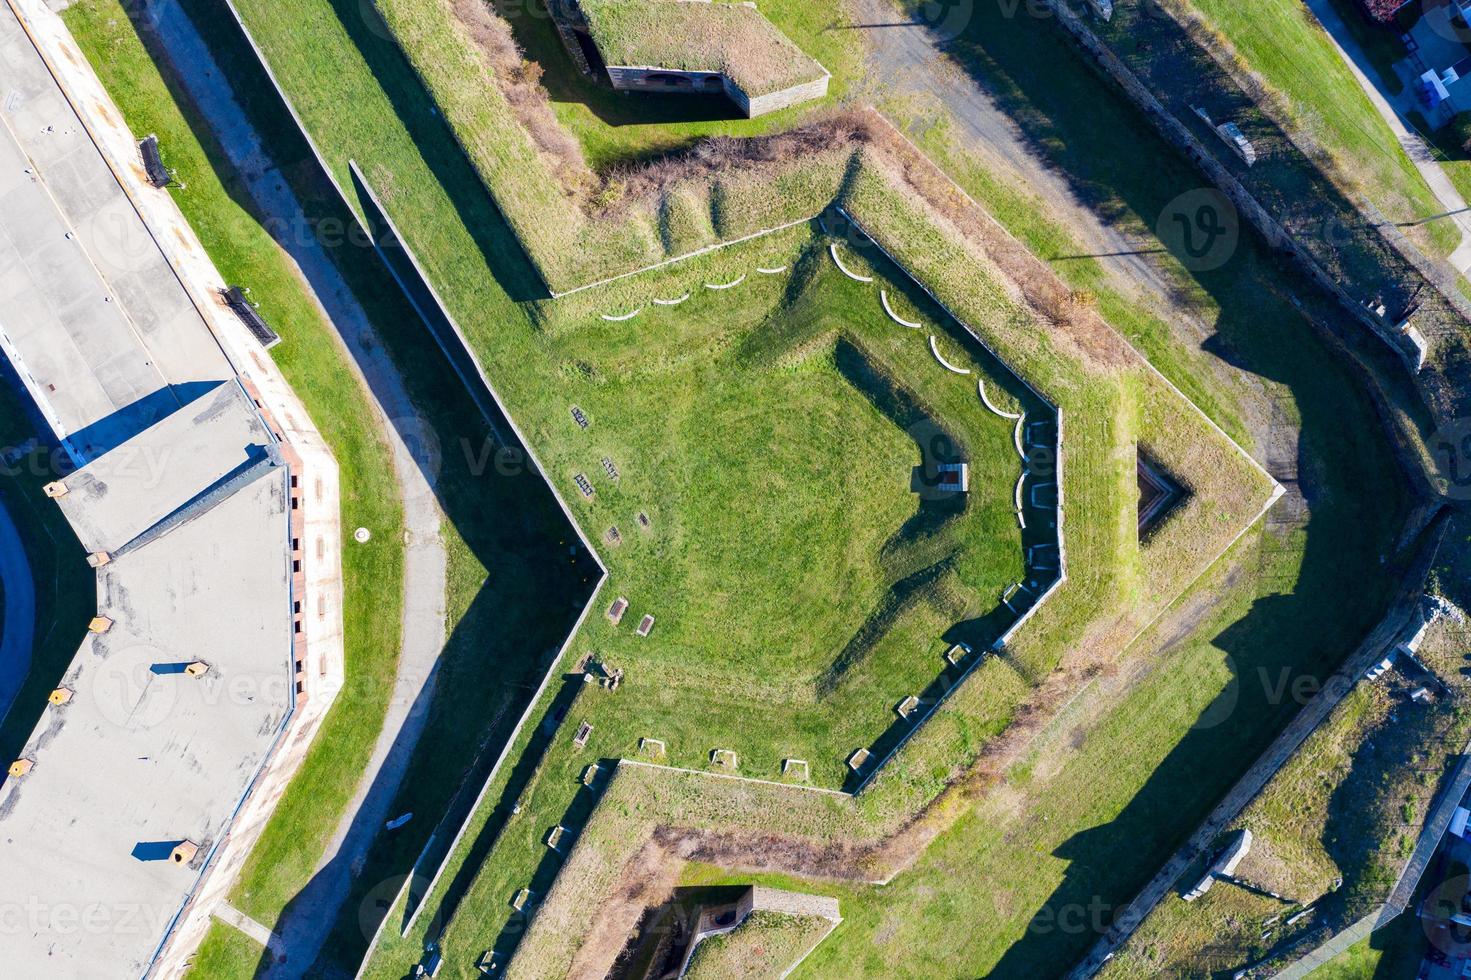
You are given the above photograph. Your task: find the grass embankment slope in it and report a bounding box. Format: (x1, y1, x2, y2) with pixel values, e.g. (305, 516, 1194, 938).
(460, 165, 1271, 980)
(579, 0, 827, 97)
(1108, 516, 1471, 978)
(369, 0, 863, 290)
(212, 0, 1410, 974)
(1103, 674, 1471, 977)
(1172, 0, 1459, 258)
(963, 0, 1468, 423)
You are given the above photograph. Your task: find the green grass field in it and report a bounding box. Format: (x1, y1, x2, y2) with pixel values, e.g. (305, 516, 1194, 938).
(104, 0, 1422, 974)
(354, 173, 1277, 978)
(1176, 0, 1459, 256)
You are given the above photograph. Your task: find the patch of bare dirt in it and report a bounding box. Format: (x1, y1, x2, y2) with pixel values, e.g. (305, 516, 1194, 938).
(567, 837, 682, 980)
(450, 0, 596, 195)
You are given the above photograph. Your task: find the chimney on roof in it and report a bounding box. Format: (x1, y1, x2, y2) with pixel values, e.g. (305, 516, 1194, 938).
(8, 759, 33, 779)
(88, 616, 113, 635)
(48, 688, 73, 707)
(185, 661, 211, 679)
(170, 841, 200, 866)
(43, 481, 68, 498)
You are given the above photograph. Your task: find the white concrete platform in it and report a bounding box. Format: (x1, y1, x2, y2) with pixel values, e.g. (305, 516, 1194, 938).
(0, 0, 231, 463)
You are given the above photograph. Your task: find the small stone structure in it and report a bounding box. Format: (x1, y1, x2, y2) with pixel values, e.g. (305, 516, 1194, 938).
(669, 885, 841, 978)
(553, 0, 830, 118)
(1192, 106, 1258, 166)
(710, 748, 738, 769)
(1183, 828, 1254, 901)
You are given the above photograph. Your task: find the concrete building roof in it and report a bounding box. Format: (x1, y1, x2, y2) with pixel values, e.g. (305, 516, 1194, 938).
(0, 6, 231, 464)
(55, 382, 275, 556)
(0, 440, 293, 978)
(577, 0, 827, 97)
(0, 5, 325, 976)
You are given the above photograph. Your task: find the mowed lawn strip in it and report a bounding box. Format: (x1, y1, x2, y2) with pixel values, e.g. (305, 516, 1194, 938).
(62, 0, 407, 926)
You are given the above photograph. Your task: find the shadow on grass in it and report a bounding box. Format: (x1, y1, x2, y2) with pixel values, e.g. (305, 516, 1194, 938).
(129, 2, 602, 974)
(834, 4, 1432, 972)
(994, 523, 1418, 976)
(290, 0, 549, 303)
(911, 0, 1450, 428)
(486, 0, 746, 154)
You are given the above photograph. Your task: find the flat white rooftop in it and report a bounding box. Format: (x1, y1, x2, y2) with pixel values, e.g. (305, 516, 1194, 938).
(0, 0, 231, 464)
(0, 6, 300, 974)
(56, 381, 275, 556)
(0, 387, 294, 978)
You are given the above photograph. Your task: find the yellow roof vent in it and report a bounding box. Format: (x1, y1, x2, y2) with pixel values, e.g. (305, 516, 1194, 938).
(170, 840, 199, 866)
(184, 661, 211, 679)
(8, 759, 33, 779)
(42, 481, 68, 498)
(88, 616, 114, 635)
(48, 688, 73, 706)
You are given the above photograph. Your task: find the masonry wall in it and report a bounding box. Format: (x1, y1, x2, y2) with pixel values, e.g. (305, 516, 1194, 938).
(605, 64, 829, 118)
(743, 73, 830, 118)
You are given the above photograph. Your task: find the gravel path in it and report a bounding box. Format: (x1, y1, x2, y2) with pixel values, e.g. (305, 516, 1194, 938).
(142, 1, 449, 972)
(851, 0, 1188, 320)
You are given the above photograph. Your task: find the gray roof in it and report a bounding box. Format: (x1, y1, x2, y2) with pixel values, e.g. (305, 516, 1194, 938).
(0, 2, 232, 464)
(55, 382, 276, 556)
(0, 426, 293, 978)
(0, 7, 303, 975)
